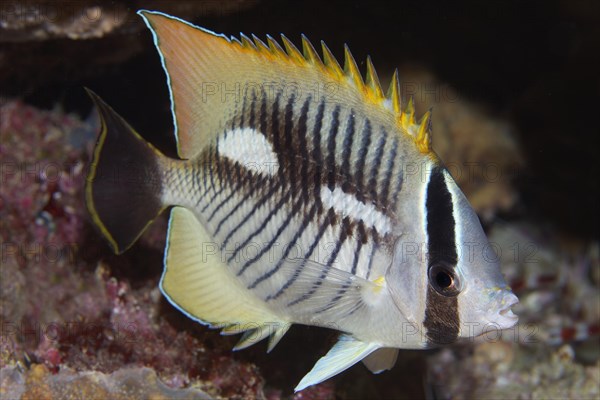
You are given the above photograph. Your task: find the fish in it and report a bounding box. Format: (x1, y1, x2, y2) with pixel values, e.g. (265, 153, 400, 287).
(85, 10, 519, 391)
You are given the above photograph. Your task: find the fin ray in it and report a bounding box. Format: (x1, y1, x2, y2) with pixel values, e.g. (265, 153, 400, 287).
(137, 10, 432, 158)
(295, 335, 380, 392)
(343, 44, 364, 89)
(266, 259, 389, 331)
(301, 35, 322, 65)
(281, 34, 305, 64)
(365, 56, 384, 99)
(85, 89, 166, 254)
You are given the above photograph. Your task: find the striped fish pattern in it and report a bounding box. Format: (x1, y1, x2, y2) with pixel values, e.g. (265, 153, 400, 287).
(86, 10, 519, 392)
(165, 89, 403, 304)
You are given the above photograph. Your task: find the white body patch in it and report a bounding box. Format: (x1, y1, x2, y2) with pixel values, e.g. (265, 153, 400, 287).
(217, 127, 278, 176)
(320, 186, 392, 235)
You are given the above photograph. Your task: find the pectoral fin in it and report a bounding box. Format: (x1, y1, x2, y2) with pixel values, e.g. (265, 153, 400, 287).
(362, 347, 399, 374)
(294, 335, 380, 392)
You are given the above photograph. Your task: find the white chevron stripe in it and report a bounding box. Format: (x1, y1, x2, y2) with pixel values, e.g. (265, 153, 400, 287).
(218, 127, 279, 175)
(320, 186, 392, 235)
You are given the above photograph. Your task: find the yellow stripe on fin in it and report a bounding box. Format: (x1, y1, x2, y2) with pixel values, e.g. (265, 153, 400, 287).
(160, 207, 285, 332)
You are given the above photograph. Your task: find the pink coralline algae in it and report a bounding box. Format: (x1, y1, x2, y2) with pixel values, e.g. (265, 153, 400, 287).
(0, 99, 269, 399)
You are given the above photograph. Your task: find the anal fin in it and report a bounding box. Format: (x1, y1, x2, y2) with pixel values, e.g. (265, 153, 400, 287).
(161, 207, 286, 333)
(267, 323, 290, 353)
(295, 335, 380, 392)
(233, 322, 291, 351)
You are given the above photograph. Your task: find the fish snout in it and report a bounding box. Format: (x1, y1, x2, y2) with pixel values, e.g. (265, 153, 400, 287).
(493, 291, 519, 330)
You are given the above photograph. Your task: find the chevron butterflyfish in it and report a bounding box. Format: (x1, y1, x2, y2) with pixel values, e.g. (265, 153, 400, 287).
(85, 10, 518, 391)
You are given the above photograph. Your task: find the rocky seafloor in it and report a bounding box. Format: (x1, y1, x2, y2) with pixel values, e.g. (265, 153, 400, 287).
(1, 1, 599, 399)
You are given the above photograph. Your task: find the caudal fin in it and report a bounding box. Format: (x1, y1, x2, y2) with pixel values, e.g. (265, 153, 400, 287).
(85, 89, 167, 254)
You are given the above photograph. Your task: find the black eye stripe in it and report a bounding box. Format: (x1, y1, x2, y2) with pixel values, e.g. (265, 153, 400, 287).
(423, 166, 460, 346)
(425, 167, 458, 267)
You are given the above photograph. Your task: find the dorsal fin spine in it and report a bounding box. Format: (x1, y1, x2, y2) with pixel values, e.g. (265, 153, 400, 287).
(365, 56, 384, 99)
(266, 35, 286, 58)
(321, 41, 344, 78)
(281, 34, 305, 64)
(301, 35, 322, 65)
(416, 109, 433, 153)
(240, 33, 256, 49)
(401, 96, 416, 127)
(343, 44, 365, 91)
(388, 70, 402, 115)
(234, 30, 433, 154)
(252, 34, 270, 53)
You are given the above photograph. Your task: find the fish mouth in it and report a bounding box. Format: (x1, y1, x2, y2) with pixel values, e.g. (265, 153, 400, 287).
(494, 292, 519, 329)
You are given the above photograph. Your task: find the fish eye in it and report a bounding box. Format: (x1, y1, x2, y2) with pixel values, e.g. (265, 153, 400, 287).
(428, 263, 461, 296)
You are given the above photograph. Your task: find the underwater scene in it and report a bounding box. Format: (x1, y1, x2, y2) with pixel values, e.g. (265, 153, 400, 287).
(1, 1, 598, 399)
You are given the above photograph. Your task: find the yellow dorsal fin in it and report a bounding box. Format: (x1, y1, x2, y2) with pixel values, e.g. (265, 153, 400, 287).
(344, 44, 364, 90)
(137, 10, 432, 158)
(401, 96, 416, 127)
(301, 34, 322, 65)
(252, 34, 270, 53)
(365, 56, 384, 100)
(281, 34, 305, 64)
(321, 41, 344, 78)
(266, 34, 286, 57)
(387, 69, 402, 115)
(415, 109, 433, 153)
(239, 33, 256, 49)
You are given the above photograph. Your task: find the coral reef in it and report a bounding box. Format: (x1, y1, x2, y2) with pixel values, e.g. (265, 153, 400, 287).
(1, 1, 598, 398)
(425, 221, 600, 399)
(0, 364, 213, 400)
(428, 343, 600, 400)
(2, 90, 597, 400)
(0, 100, 268, 399)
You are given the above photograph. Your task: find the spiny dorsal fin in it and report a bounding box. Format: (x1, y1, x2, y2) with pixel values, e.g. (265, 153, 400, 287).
(281, 34, 305, 64)
(321, 40, 344, 78)
(365, 56, 384, 99)
(301, 34, 322, 65)
(416, 108, 433, 153)
(344, 44, 364, 90)
(246, 32, 433, 154)
(387, 69, 402, 115)
(239, 33, 256, 49)
(401, 96, 416, 127)
(266, 34, 286, 56)
(252, 34, 270, 53)
(137, 10, 432, 156)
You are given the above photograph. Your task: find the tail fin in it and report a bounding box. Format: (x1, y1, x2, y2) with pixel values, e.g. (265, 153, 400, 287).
(85, 89, 167, 254)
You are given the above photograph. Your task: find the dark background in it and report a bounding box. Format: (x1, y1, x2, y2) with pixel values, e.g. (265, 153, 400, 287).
(4, 0, 598, 240)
